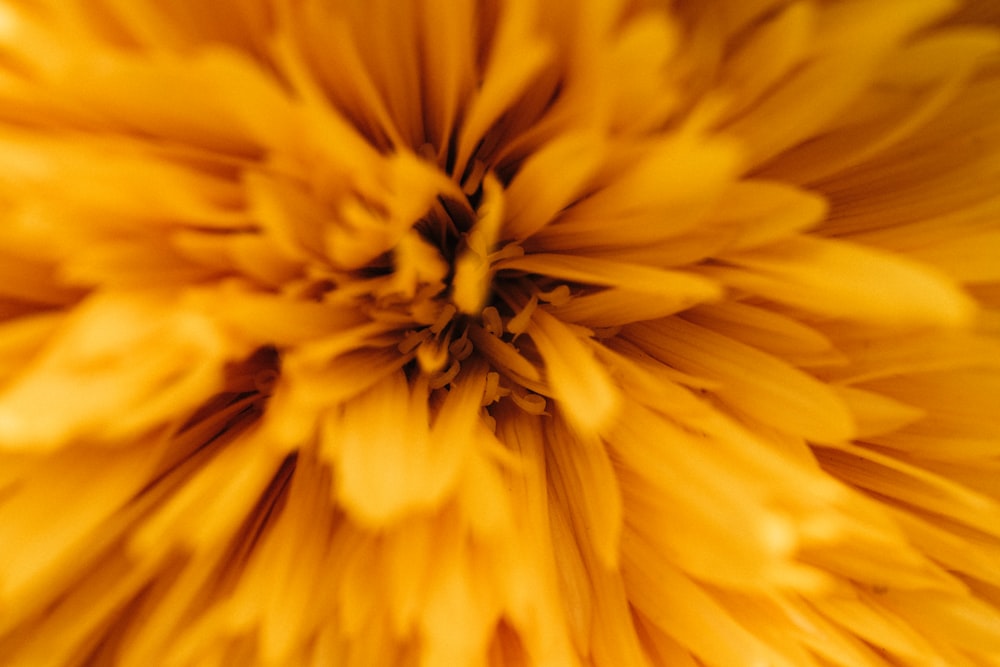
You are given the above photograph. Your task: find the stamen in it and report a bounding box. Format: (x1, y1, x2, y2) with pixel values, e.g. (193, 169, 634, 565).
(505, 293, 539, 337)
(482, 306, 503, 336)
(511, 387, 547, 415)
(397, 328, 432, 355)
(428, 359, 461, 389)
(481, 371, 502, 406)
(428, 303, 456, 334)
(449, 331, 474, 361)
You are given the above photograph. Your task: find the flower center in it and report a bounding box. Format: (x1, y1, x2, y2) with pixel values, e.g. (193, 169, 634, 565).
(354, 167, 554, 413)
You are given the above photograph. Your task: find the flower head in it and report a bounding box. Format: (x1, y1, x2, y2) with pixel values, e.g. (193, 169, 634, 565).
(1, 1, 999, 665)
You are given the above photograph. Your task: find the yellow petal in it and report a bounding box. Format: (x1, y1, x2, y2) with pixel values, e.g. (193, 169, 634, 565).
(625, 318, 855, 443)
(527, 310, 619, 433)
(707, 236, 977, 328)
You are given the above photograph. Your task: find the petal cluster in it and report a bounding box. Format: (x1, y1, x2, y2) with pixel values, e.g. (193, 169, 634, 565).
(0, 1, 999, 666)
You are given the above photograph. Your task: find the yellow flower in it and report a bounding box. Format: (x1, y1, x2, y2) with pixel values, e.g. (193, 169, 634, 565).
(0, 0, 999, 665)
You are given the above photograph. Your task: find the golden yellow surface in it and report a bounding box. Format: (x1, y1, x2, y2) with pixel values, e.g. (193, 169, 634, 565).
(0, 1, 998, 665)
